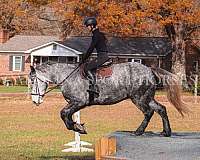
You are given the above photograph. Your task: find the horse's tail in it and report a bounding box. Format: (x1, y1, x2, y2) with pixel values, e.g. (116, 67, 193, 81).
(151, 67, 189, 117)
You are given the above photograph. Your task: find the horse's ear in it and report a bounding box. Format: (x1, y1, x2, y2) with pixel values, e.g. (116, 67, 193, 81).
(30, 65, 35, 73)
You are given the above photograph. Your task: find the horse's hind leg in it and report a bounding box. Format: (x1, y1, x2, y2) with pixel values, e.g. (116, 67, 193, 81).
(133, 105, 154, 136)
(131, 85, 155, 135)
(149, 99, 171, 137)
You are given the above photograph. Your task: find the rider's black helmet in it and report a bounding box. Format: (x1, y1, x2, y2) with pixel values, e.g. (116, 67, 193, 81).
(83, 17, 97, 27)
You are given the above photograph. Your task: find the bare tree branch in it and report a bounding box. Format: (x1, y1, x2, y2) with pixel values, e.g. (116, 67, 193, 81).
(38, 15, 58, 22)
(186, 25, 200, 37)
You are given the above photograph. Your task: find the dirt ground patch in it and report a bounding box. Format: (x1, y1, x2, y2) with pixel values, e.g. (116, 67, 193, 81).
(0, 93, 199, 160)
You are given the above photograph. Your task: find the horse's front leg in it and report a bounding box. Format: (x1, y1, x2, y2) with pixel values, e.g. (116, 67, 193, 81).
(60, 103, 87, 134)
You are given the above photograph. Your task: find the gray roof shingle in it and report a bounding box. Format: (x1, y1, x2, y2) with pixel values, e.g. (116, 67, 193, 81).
(0, 35, 59, 52)
(0, 35, 172, 57)
(60, 36, 172, 57)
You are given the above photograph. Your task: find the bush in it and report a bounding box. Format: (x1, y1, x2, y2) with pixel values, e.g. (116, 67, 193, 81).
(15, 77, 21, 86)
(15, 77, 27, 86)
(20, 77, 27, 86)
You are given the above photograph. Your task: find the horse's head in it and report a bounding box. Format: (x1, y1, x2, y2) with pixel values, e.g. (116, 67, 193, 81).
(29, 66, 49, 106)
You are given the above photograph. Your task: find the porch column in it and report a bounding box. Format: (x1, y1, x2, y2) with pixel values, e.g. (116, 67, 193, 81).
(158, 58, 161, 68)
(77, 55, 80, 63)
(40, 56, 42, 64)
(157, 56, 161, 68)
(31, 54, 34, 66)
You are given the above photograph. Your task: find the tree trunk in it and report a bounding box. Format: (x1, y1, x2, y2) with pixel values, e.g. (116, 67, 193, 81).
(170, 24, 188, 89)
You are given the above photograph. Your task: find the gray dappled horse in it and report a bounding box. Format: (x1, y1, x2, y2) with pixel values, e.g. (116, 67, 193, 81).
(29, 62, 188, 137)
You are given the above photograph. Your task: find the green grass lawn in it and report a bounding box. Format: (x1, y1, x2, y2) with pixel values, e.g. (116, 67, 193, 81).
(156, 90, 193, 96)
(0, 86, 60, 93)
(0, 86, 193, 96)
(0, 86, 28, 93)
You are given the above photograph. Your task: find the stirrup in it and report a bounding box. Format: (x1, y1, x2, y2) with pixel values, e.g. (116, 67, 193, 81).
(87, 89, 99, 95)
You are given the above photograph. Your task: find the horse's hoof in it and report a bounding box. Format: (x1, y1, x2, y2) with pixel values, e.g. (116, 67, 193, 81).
(79, 129, 87, 134)
(131, 130, 144, 136)
(160, 131, 171, 137)
(74, 123, 87, 134)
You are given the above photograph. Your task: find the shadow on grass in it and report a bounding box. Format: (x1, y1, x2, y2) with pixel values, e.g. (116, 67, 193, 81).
(39, 155, 95, 160)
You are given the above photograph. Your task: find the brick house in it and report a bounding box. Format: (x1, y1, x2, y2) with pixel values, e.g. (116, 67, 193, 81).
(0, 30, 199, 85)
(0, 30, 60, 84)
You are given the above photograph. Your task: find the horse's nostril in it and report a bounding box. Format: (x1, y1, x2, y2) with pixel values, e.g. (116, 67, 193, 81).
(33, 101, 40, 106)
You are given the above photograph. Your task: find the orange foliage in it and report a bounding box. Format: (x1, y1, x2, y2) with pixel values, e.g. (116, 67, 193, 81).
(0, 0, 53, 35)
(51, 0, 199, 37)
(133, 0, 200, 33)
(51, 0, 134, 36)
(1, 0, 198, 37)
(0, 0, 35, 35)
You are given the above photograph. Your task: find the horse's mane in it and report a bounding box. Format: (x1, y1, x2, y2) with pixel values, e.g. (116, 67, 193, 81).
(35, 62, 78, 73)
(35, 61, 53, 72)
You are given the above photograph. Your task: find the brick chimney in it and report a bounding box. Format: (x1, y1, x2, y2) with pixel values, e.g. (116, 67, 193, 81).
(0, 29, 9, 43)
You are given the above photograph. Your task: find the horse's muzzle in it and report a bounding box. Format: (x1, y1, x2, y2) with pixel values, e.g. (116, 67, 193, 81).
(32, 95, 43, 106)
(33, 101, 40, 106)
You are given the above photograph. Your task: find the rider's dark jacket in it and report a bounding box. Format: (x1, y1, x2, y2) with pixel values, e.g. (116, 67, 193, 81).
(83, 28, 109, 66)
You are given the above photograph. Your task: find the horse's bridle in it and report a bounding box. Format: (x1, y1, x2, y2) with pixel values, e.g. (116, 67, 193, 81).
(30, 74, 48, 98)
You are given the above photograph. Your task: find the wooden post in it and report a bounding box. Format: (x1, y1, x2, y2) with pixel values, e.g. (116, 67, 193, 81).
(95, 138, 101, 160)
(95, 136, 126, 160)
(95, 136, 116, 160)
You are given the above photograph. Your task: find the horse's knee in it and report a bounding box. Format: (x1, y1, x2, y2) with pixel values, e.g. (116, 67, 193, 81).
(65, 120, 75, 130)
(60, 108, 68, 120)
(60, 108, 75, 130)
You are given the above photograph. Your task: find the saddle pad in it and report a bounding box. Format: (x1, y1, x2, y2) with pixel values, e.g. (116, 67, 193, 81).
(80, 64, 113, 79)
(96, 67, 112, 79)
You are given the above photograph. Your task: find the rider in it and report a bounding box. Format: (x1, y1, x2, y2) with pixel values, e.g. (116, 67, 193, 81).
(82, 17, 110, 96)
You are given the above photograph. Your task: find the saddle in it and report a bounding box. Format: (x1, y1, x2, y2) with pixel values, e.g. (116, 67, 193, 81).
(81, 59, 113, 79)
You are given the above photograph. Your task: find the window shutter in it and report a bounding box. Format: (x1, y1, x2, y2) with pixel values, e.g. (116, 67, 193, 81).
(22, 56, 25, 71)
(9, 56, 13, 71)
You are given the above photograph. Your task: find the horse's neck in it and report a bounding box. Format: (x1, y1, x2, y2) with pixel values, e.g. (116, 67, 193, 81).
(47, 64, 76, 84)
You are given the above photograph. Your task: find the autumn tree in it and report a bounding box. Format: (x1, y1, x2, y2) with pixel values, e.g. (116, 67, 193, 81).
(0, 0, 53, 36)
(50, 0, 134, 38)
(132, 0, 200, 86)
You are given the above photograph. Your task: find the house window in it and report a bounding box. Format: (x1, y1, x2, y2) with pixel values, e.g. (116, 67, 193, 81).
(128, 58, 142, 64)
(49, 56, 58, 62)
(42, 57, 49, 63)
(13, 56, 22, 71)
(67, 57, 77, 64)
(53, 44, 57, 50)
(59, 57, 67, 63)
